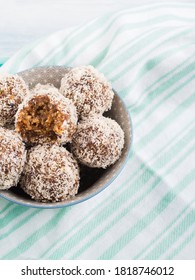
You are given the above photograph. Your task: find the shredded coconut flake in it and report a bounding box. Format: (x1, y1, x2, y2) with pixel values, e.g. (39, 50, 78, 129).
(60, 65, 114, 118)
(0, 127, 26, 190)
(15, 83, 78, 145)
(71, 115, 124, 168)
(20, 144, 80, 202)
(0, 73, 29, 126)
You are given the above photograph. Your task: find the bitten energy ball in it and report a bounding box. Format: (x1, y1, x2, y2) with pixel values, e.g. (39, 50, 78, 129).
(15, 84, 77, 145)
(60, 65, 114, 118)
(71, 116, 124, 168)
(0, 73, 29, 126)
(0, 127, 26, 190)
(20, 145, 80, 202)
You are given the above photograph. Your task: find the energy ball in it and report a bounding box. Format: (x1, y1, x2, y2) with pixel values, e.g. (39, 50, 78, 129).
(15, 84, 77, 145)
(60, 65, 114, 118)
(20, 145, 80, 202)
(71, 116, 124, 168)
(0, 127, 26, 190)
(0, 73, 29, 126)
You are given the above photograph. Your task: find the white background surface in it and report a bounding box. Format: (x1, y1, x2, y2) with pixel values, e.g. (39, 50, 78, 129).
(0, 0, 193, 59)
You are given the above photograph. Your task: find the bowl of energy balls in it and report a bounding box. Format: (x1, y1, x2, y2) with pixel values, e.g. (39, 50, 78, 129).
(0, 66, 132, 208)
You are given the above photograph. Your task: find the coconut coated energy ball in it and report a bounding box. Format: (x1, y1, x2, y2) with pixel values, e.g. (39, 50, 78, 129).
(71, 115, 124, 168)
(15, 84, 78, 145)
(60, 65, 114, 118)
(0, 127, 26, 190)
(0, 73, 29, 126)
(20, 145, 80, 202)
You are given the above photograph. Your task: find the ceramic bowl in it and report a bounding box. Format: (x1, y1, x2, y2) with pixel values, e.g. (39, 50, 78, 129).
(0, 66, 132, 208)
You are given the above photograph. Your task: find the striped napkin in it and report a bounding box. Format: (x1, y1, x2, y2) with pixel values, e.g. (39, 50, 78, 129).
(0, 3, 195, 260)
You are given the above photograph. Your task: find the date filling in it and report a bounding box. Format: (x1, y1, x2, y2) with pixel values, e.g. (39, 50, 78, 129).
(16, 96, 66, 142)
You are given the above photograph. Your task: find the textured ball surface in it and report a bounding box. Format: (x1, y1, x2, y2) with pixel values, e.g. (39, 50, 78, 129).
(71, 115, 124, 168)
(0, 127, 26, 190)
(0, 74, 29, 126)
(20, 145, 80, 202)
(15, 84, 78, 145)
(60, 65, 114, 118)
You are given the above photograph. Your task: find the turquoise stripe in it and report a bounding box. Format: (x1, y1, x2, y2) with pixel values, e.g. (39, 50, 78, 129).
(123, 46, 195, 100)
(2, 5, 195, 73)
(0, 202, 12, 214)
(33, 15, 110, 68)
(134, 199, 195, 259)
(0, 210, 40, 241)
(109, 28, 192, 83)
(38, 16, 194, 70)
(59, 16, 178, 67)
(91, 28, 154, 68)
(71, 143, 195, 259)
(49, 169, 160, 259)
(136, 75, 195, 128)
(35, 10, 194, 68)
(154, 126, 195, 168)
(120, 39, 194, 97)
(0, 57, 8, 67)
(144, 209, 195, 259)
(126, 52, 195, 109)
(3, 208, 70, 259)
(101, 27, 172, 76)
(167, 230, 195, 259)
(99, 169, 195, 259)
(136, 93, 195, 150)
(134, 62, 195, 115)
(0, 206, 30, 229)
(4, 39, 43, 74)
(8, 16, 105, 72)
(133, 144, 195, 260)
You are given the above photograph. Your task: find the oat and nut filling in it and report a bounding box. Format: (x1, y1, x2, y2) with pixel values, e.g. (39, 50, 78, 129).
(16, 95, 67, 141)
